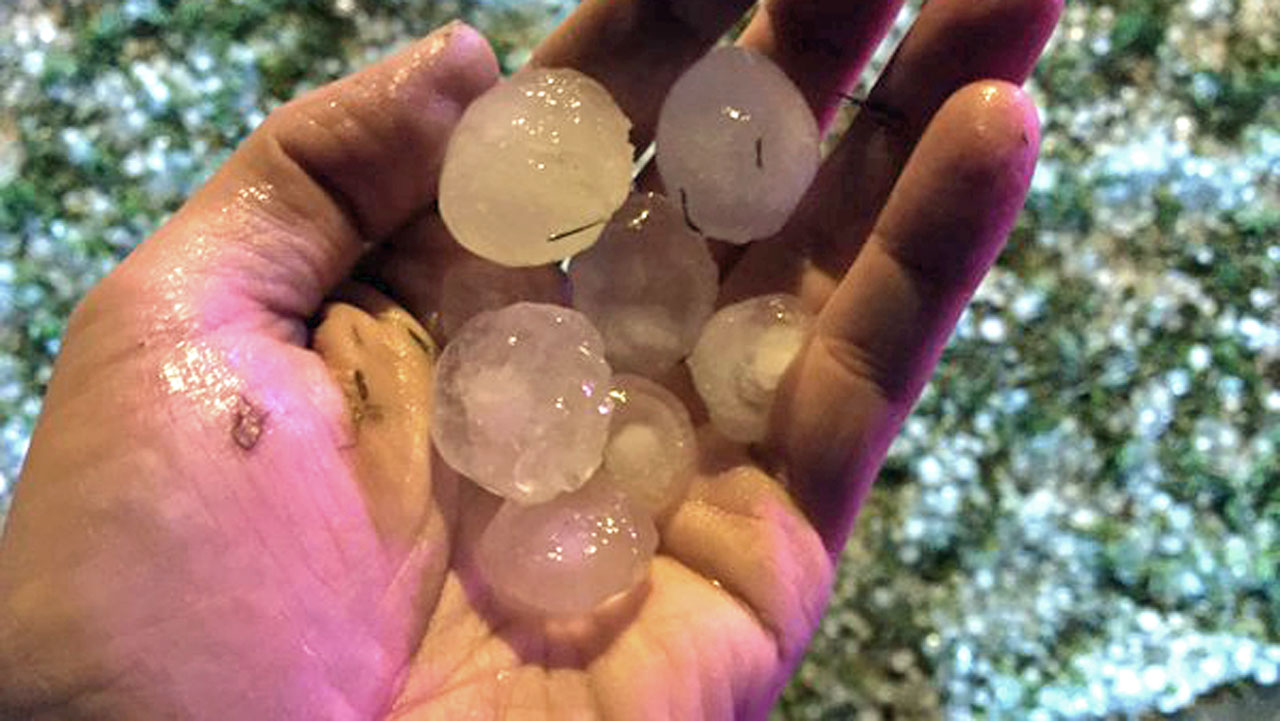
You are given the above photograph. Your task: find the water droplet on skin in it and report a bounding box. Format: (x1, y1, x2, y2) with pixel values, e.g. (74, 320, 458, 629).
(160, 340, 244, 414)
(625, 207, 651, 231)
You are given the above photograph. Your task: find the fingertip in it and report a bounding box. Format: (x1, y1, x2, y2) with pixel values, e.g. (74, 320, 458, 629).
(419, 21, 500, 103)
(869, 80, 1041, 289)
(975, 79, 1039, 155)
(363, 22, 498, 129)
(929, 80, 1040, 188)
(279, 21, 498, 125)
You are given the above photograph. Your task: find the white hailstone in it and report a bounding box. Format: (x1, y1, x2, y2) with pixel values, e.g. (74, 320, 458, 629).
(688, 294, 813, 443)
(568, 192, 718, 375)
(439, 67, 634, 267)
(655, 47, 820, 244)
(431, 303, 614, 504)
(476, 482, 657, 616)
(596, 374, 697, 516)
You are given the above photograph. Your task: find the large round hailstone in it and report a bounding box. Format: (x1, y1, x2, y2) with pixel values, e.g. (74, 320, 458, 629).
(439, 68, 634, 267)
(568, 192, 718, 375)
(476, 482, 657, 616)
(431, 303, 614, 504)
(655, 47, 820, 244)
(596, 374, 696, 516)
(687, 294, 813, 443)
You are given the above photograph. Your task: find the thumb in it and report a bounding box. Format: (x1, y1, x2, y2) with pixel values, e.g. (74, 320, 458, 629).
(102, 22, 497, 336)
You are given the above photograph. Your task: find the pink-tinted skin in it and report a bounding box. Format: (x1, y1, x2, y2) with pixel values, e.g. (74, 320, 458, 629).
(0, 0, 1061, 717)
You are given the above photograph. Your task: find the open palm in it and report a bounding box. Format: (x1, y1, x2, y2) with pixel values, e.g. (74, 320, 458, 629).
(0, 0, 1060, 719)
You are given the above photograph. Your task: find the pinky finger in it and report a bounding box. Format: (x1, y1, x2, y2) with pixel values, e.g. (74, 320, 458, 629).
(773, 80, 1041, 551)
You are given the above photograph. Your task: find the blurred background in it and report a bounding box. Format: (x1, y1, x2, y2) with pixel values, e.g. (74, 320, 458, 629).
(0, 0, 1276, 718)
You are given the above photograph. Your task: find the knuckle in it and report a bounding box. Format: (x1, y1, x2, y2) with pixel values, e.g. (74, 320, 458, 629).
(813, 331, 914, 406)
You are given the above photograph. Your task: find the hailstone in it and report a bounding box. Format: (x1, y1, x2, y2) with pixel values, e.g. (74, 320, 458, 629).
(435, 255, 567, 341)
(430, 302, 614, 504)
(687, 294, 813, 443)
(568, 192, 718, 375)
(596, 374, 697, 516)
(439, 68, 634, 267)
(476, 482, 657, 616)
(655, 47, 820, 244)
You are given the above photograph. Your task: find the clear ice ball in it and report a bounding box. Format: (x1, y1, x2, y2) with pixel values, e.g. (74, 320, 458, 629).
(687, 294, 813, 443)
(439, 68, 634, 267)
(655, 47, 820, 244)
(568, 192, 718, 376)
(476, 482, 658, 616)
(431, 302, 614, 504)
(597, 374, 697, 516)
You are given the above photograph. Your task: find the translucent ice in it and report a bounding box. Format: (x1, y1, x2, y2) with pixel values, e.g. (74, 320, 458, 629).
(439, 68, 634, 267)
(568, 192, 718, 375)
(431, 303, 614, 504)
(655, 47, 820, 244)
(687, 294, 813, 443)
(434, 256, 567, 341)
(596, 374, 696, 516)
(476, 482, 657, 616)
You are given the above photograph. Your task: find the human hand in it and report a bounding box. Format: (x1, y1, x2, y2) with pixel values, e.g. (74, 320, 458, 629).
(0, 0, 1060, 718)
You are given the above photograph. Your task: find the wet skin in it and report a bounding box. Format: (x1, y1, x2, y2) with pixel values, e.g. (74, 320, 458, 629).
(0, 0, 1061, 718)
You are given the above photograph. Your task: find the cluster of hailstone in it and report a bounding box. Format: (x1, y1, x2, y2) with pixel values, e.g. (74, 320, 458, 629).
(431, 48, 818, 616)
